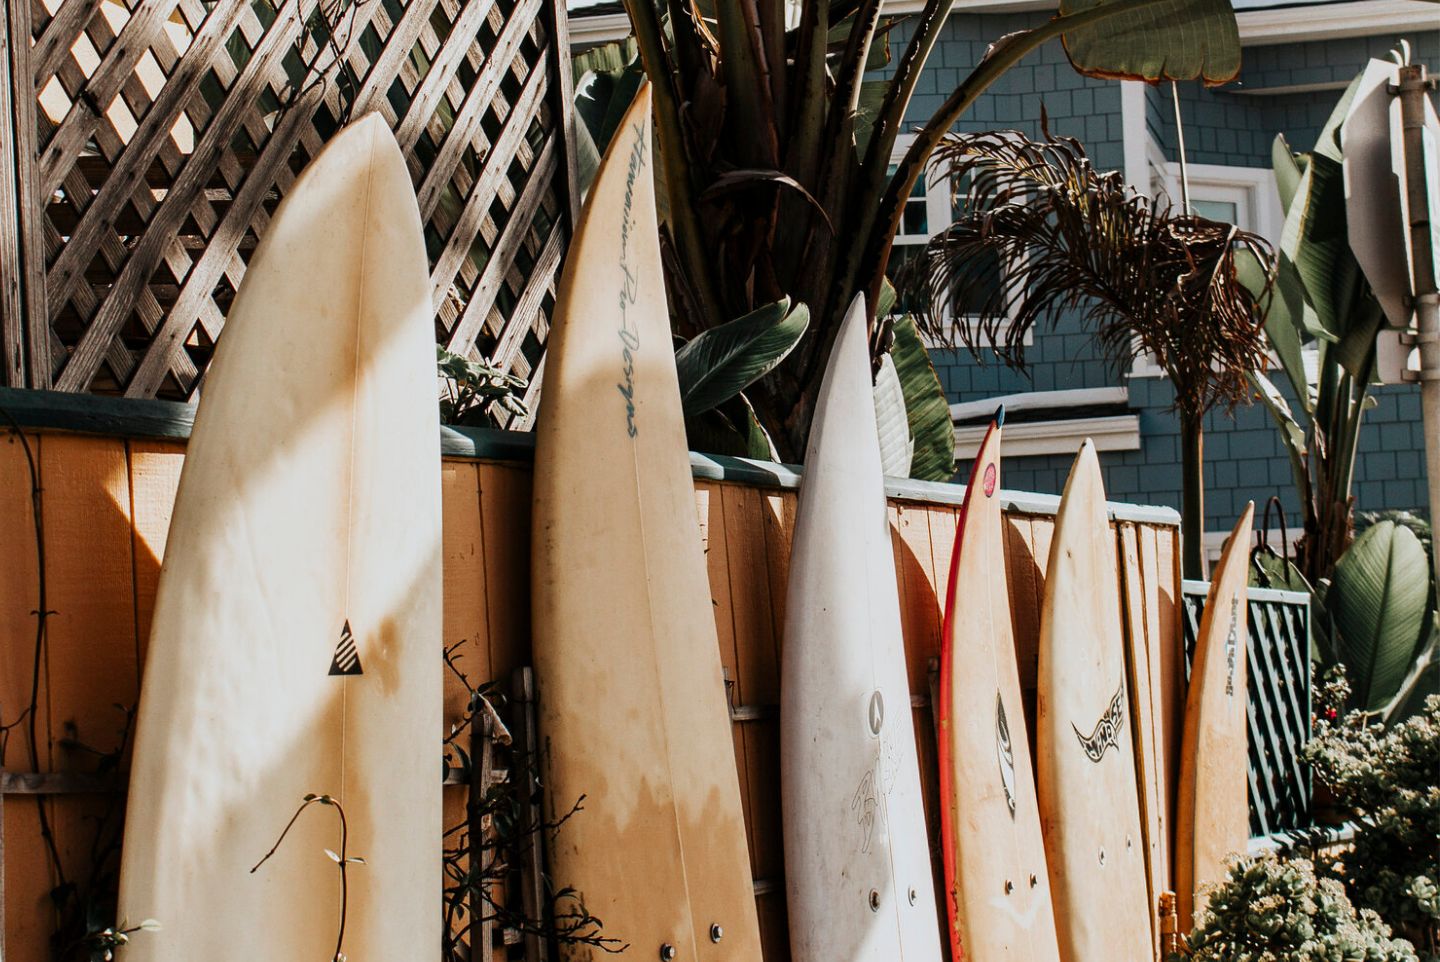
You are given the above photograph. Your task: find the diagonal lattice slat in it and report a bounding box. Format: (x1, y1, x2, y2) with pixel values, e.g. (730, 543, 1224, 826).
(2, 0, 577, 421)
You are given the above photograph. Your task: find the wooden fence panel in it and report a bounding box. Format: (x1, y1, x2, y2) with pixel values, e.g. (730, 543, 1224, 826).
(0, 430, 1188, 961)
(0, 0, 577, 411)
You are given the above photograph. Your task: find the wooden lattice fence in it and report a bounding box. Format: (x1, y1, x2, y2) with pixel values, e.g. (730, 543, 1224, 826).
(0, 0, 578, 423)
(1182, 582, 1314, 838)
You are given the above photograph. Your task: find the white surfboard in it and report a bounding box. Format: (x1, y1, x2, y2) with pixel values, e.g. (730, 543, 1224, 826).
(117, 114, 441, 960)
(781, 294, 944, 962)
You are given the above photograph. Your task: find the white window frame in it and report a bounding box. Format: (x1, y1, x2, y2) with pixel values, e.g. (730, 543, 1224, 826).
(1158, 162, 1284, 244)
(887, 134, 1031, 351)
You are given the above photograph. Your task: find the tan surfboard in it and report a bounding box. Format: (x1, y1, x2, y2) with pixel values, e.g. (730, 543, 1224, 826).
(1037, 441, 1152, 962)
(1175, 503, 1255, 930)
(939, 411, 1059, 960)
(117, 115, 441, 959)
(529, 83, 763, 959)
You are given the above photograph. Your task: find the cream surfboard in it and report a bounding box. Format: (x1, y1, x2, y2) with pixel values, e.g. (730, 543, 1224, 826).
(939, 412, 1059, 961)
(1175, 502, 1255, 930)
(117, 115, 441, 960)
(1037, 441, 1152, 962)
(529, 84, 763, 959)
(781, 294, 943, 962)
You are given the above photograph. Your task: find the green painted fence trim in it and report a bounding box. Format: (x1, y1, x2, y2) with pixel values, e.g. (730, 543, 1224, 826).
(0, 387, 1183, 524)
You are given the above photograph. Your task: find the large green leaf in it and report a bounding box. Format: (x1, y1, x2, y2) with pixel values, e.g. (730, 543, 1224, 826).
(873, 352, 914, 478)
(685, 393, 777, 461)
(1328, 521, 1433, 712)
(674, 299, 810, 416)
(1237, 248, 1313, 415)
(1059, 0, 1240, 85)
(572, 40, 645, 195)
(889, 313, 955, 482)
(1272, 134, 1304, 213)
(1383, 621, 1438, 725)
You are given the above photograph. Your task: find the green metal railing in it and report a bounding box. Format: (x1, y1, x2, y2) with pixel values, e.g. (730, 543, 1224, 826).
(1182, 582, 1313, 839)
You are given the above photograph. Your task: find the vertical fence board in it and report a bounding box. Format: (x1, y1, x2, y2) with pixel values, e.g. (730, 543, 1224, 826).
(693, 481, 755, 888)
(0, 432, 52, 962)
(718, 482, 786, 957)
(477, 464, 532, 681)
(36, 434, 137, 947)
(1118, 521, 1167, 952)
(0, 0, 26, 387)
(126, 440, 185, 663)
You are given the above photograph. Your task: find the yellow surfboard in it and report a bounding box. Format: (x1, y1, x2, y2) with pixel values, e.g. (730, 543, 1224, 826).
(939, 411, 1059, 961)
(118, 115, 442, 960)
(529, 83, 763, 959)
(1176, 503, 1255, 930)
(1037, 441, 1153, 962)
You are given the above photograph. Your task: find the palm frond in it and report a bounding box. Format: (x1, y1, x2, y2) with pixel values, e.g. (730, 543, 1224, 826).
(908, 124, 1274, 419)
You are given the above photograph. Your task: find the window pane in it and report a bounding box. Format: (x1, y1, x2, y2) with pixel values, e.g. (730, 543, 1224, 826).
(887, 245, 927, 314)
(950, 247, 1003, 316)
(1193, 198, 1239, 223)
(902, 199, 928, 236)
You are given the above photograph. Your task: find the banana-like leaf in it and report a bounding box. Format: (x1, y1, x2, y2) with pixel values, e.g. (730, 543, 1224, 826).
(873, 352, 914, 478)
(1276, 72, 1387, 382)
(1328, 521, 1433, 712)
(675, 298, 810, 416)
(685, 392, 778, 461)
(1249, 370, 1309, 509)
(573, 39, 645, 195)
(1272, 134, 1305, 213)
(1059, 0, 1240, 85)
(1382, 621, 1438, 726)
(889, 313, 955, 482)
(854, 79, 890, 158)
(1237, 247, 1313, 415)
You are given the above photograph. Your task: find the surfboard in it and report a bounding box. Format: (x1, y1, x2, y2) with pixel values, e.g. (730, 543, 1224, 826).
(1175, 502, 1255, 930)
(117, 114, 441, 960)
(939, 412, 1059, 961)
(529, 83, 763, 960)
(780, 294, 943, 962)
(1036, 441, 1152, 962)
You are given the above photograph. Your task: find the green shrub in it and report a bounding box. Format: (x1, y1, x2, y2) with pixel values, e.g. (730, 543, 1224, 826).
(1180, 852, 1417, 961)
(1302, 695, 1440, 958)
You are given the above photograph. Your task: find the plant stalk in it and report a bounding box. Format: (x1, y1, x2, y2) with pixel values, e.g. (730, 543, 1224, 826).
(1181, 407, 1207, 580)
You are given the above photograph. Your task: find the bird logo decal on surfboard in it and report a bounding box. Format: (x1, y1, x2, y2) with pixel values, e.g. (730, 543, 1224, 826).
(995, 692, 1017, 817)
(1071, 681, 1125, 763)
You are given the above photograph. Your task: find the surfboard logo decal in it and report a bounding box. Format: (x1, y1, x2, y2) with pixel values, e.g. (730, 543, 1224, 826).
(1071, 681, 1125, 763)
(852, 769, 879, 854)
(614, 121, 648, 439)
(983, 463, 997, 497)
(1225, 596, 1240, 696)
(868, 690, 885, 736)
(996, 692, 1017, 817)
(329, 619, 363, 676)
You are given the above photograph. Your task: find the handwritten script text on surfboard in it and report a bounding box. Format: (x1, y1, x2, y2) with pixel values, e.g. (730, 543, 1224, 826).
(615, 122, 647, 438)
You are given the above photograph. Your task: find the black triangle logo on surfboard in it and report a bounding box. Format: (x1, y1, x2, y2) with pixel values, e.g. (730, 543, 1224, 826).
(329, 619, 363, 676)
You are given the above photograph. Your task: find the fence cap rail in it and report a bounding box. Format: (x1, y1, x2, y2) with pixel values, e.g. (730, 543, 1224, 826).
(1182, 578, 1313, 606)
(0, 387, 1180, 525)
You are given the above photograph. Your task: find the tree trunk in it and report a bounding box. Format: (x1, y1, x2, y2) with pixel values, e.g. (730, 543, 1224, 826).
(1180, 408, 1207, 581)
